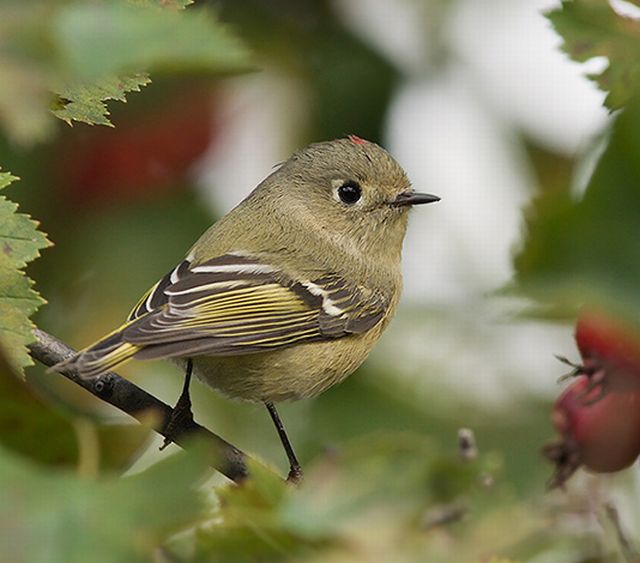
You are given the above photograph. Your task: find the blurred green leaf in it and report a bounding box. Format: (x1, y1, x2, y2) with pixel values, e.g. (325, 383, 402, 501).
(0, 172, 49, 370)
(514, 98, 640, 321)
(0, 2, 57, 144)
(95, 423, 152, 472)
(0, 447, 205, 563)
(53, 73, 151, 127)
(190, 434, 506, 562)
(279, 434, 434, 539)
(53, 1, 252, 81)
(190, 460, 319, 562)
(547, 0, 640, 110)
(190, 431, 606, 562)
(0, 0, 251, 144)
(0, 173, 50, 268)
(0, 340, 78, 466)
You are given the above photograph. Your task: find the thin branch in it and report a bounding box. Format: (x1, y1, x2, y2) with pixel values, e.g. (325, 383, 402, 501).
(457, 428, 478, 462)
(28, 328, 249, 483)
(604, 501, 639, 563)
(423, 504, 466, 531)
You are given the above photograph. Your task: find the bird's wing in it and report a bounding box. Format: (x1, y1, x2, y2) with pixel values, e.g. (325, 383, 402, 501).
(72, 253, 388, 376)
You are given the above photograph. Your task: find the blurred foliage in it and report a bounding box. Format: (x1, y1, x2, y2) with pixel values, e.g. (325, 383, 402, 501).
(0, 343, 152, 472)
(0, 344, 202, 561)
(52, 1, 250, 80)
(0, 0, 251, 144)
(548, 0, 640, 110)
(0, 445, 206, 563)
(214, 0, 398, 142)
(515, 97, 640, 325)
(0, 340, 77, 465)
(175, 434, 621, 562)
(0, 0, 640, 561)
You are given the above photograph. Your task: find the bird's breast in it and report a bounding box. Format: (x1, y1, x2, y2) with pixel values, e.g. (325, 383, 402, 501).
(190, 322, 387, 403)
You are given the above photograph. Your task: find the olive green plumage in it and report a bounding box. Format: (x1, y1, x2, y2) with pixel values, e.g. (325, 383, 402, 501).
(57, 137, 438, 403)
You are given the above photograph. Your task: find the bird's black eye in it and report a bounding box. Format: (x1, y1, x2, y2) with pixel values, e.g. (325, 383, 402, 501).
(337, 180, 361, 204)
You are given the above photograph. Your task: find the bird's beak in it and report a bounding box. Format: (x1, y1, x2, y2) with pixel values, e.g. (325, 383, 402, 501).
(390, 190, 440, 207)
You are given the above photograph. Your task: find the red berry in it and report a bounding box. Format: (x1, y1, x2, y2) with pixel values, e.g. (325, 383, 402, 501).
(544, 375, 640, 487)
(575, 310, 640, 389)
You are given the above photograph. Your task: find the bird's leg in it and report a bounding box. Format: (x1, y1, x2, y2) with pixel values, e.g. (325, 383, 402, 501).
(265, 401, 303, 483)
(161, 359, 195, 450)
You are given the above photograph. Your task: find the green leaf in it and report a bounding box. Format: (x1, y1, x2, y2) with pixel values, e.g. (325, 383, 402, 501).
(0, 447, 205, 562)
(514, 98, 640, 321)
(0, 341, 78, 466)
(95, 423, 153, 472)
(52, 73, 151, 127)
(191, 460, 313, 561)
(0, 256, 44, 371)
(0, 175, 50, 268)
(53, 1, 252, 81)
(0, 171, 17, 190)
(547, 0, 640, 110)
(0, 173, 50, 370)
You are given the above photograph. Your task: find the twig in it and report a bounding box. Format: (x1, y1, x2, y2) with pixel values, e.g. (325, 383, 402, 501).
(457, 428, 478, 462)
(604, 502, 639, 563)
(28, 328, 249, 483)
(423, 504, 466, 531)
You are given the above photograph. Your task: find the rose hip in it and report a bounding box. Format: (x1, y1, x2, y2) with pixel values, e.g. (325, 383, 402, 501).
(544, 311, 640, 487)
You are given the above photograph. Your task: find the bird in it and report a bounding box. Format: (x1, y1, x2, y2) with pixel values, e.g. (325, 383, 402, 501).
(53, 136, 439, 481)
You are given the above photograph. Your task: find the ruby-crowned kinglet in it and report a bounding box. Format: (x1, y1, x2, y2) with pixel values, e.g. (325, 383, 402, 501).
(55, 136, 439, 480)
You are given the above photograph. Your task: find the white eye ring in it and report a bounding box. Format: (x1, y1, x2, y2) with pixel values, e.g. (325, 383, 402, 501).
(332, 179, 362, 205)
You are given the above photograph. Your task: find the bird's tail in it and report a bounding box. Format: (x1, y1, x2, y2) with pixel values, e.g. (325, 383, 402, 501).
(49, 324, 141, 378)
